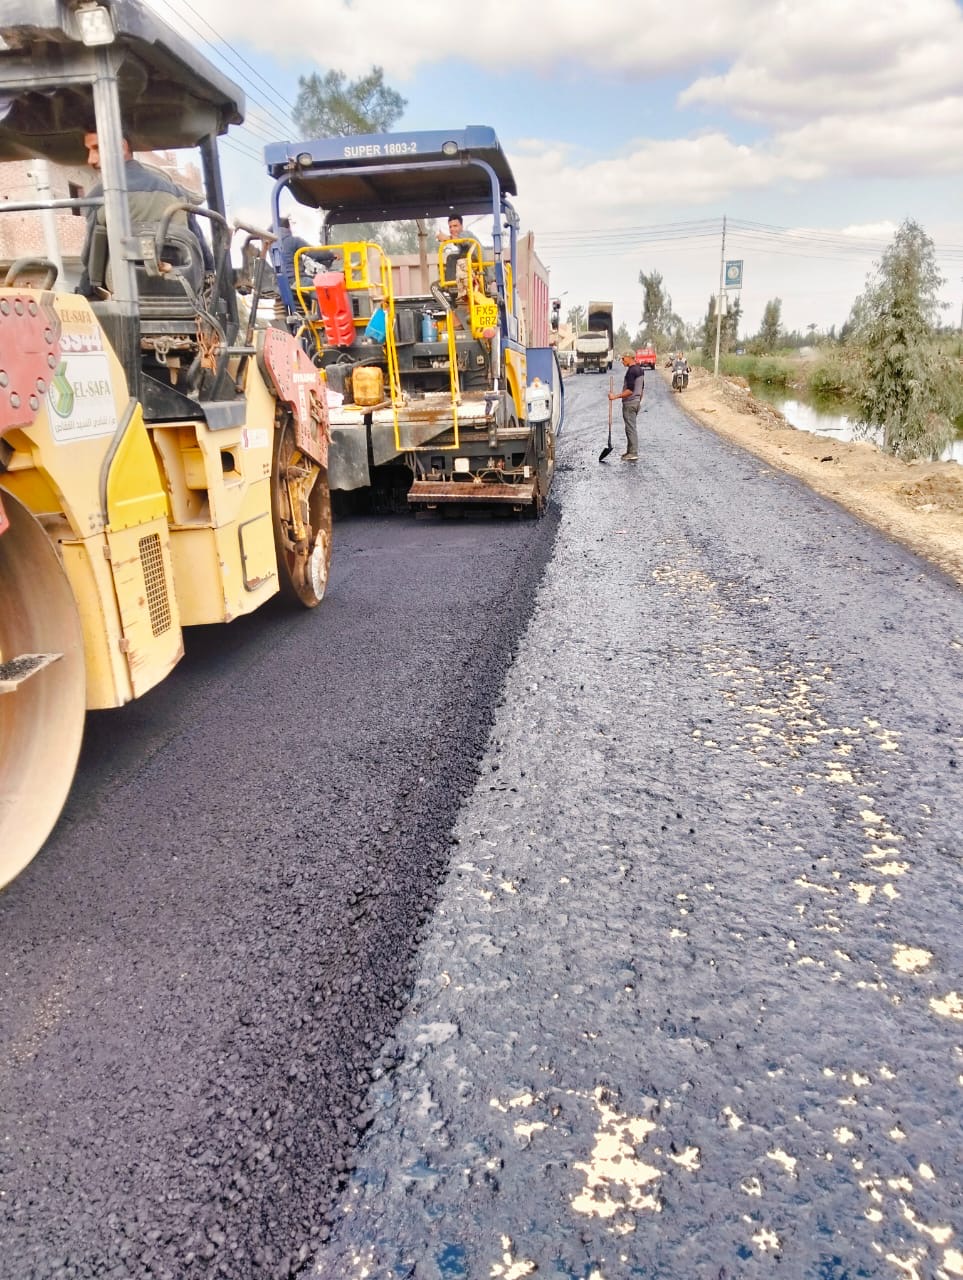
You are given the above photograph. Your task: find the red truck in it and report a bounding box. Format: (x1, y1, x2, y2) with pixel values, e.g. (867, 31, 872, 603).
(635, 344, 658, 369)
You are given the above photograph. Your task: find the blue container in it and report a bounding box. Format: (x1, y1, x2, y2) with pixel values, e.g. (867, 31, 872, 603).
(364, 306, 386, 342)
(421, 311, 434, 342)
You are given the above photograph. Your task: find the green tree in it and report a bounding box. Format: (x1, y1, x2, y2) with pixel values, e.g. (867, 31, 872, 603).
(848, 219, 954, 458)
(613, 322, 633, 354)
(638, 269, 682, 350)
(758, 297, 782, 352)
(567, 304, 586, 333)
(727, 295, 742, 351)
(293, 67, 406, 137)
(702, 293, 741, 361)
(292, 67, 416, 254)
(327, 217, 420, 255)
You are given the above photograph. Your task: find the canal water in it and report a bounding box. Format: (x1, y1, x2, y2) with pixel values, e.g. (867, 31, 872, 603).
(750, 384, 963, 465)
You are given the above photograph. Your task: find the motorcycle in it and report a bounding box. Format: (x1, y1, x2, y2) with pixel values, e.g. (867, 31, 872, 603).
(671, 362, 689, 392)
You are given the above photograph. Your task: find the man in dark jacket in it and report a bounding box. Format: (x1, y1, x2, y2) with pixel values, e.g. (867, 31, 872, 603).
(76, 132, 212, 296)
(273, 217, 335, 312)
(608, 350, 644, 460)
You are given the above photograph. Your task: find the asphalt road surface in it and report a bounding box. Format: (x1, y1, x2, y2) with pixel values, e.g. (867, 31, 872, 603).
(3, 372, 962, 1280)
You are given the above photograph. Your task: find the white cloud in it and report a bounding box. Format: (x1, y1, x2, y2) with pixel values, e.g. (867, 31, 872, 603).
(839, 221, 899, 239)
(509, 133, 823, 236)
(147, 0, 753, 77)
(776, 97, 963, 178)
(678, 0, 963, 121)
(147, 0, 963, 97)
(141, 0, 963, 336)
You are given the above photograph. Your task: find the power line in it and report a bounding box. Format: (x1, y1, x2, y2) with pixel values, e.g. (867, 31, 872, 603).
(146, 0, 295, 142)
(221, 137, 267, 165)
(538, 215, 963, 268)
(160, 0, 298, 120)
(539, 218, 721, 243)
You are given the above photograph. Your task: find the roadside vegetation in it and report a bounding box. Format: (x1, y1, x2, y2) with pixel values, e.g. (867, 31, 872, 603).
(639, 219, 963, 458)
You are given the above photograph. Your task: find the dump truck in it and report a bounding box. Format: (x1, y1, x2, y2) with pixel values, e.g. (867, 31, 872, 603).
(263, 128, 564, 513)
(0, 0, 332, 887)
(575, 302, 614, 374)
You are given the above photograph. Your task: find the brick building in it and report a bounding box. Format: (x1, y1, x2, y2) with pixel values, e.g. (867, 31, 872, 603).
(0, 150, 203, 287)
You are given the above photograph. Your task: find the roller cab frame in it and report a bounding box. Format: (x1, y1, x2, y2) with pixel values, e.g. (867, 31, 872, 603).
(264, 127, 564, 514)
(0, 0, 332, 888)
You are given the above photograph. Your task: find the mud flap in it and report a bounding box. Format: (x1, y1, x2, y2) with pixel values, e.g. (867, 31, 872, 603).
(328, 423, 371, 490)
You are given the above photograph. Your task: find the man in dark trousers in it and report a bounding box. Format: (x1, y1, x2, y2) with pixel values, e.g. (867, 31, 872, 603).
(608, 350, 644, 460)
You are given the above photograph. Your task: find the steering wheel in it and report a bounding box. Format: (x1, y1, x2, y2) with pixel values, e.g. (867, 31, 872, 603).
(4, 258, 59, 290)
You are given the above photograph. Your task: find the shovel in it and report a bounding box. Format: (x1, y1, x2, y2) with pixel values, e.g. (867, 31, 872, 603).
(598, 375, 614, 462)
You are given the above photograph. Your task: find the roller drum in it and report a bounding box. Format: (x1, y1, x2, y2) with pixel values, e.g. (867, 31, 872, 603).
(0, 491, 86, 889)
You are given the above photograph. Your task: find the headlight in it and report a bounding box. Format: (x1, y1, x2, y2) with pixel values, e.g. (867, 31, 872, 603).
(75, 4, 115, 46)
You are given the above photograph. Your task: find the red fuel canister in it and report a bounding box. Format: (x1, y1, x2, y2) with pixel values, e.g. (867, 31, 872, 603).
(313, 272, 354, 346)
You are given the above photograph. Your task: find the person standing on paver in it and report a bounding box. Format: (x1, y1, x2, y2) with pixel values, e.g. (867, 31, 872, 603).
(608, 350, 644, 461)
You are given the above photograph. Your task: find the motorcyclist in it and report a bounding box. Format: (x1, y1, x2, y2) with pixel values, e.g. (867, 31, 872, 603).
(671, 351, 690, 389)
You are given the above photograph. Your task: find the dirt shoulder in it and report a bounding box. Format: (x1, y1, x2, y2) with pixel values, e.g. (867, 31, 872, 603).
(669, 365, 963, 588)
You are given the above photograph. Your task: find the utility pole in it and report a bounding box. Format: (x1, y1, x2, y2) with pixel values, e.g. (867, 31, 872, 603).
(713, 214, 726, 377)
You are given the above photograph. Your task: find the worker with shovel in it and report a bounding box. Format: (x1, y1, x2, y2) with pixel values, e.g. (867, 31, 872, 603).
(606, 351, 644, 462)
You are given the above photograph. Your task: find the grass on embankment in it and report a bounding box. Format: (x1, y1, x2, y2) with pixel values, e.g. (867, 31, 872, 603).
(689, 346, 963, 431)
(694, 341, 963, 395)
(689, 351, 858, 396)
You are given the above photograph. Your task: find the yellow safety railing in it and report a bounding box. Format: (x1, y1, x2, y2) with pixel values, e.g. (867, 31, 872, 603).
(284, 239, 513, 456)
(290, 241, 401, 437)
(437, 238, 500, 340)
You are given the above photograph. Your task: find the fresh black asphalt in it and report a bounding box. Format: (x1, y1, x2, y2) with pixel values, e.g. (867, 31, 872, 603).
(2, 372, 961, 1279)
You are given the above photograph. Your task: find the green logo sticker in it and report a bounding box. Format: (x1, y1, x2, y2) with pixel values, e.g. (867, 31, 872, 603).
(48, 361, 75, 418)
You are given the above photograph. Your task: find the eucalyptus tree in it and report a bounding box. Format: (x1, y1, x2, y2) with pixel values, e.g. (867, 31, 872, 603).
(848, 220, 955, 458)
(758, 298, 783, 352)
(638, 270, 682, 349)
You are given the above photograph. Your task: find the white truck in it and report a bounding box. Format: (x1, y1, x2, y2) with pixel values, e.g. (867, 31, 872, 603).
(575, 301, 614, 373)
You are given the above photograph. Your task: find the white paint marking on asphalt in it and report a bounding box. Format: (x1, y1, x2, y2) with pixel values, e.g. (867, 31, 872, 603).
(752, 1226, 781, 1253)
(942, 1248, 963, 1276)
(902, 1204, 954, 1245)
(489, 1235, 537, 1278)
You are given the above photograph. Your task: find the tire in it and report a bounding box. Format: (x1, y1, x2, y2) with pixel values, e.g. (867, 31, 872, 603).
(270, 414, 333, 608)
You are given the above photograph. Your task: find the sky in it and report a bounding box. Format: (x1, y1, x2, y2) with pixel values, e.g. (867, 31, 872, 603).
(143, 0, 963, 342)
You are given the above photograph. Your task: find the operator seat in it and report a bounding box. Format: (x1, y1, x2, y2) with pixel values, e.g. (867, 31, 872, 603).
(86, 191, 205, 325)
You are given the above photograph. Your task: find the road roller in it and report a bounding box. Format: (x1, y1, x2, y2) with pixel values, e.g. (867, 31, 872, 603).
(0, 0, 332, 887)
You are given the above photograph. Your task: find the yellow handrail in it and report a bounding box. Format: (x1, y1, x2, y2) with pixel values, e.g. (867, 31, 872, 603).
(437, 238, 499, 340)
